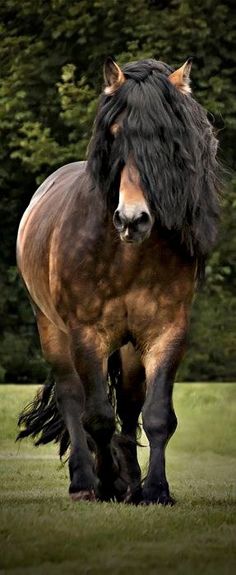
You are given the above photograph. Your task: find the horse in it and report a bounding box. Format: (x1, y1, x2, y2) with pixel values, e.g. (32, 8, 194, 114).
(16, 57, 220, 505)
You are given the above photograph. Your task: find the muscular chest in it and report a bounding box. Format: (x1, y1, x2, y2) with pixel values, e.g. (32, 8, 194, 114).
(67, 245, 194, 351)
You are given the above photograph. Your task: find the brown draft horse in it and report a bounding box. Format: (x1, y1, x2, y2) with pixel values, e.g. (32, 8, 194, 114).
(17, 57, 220, 504)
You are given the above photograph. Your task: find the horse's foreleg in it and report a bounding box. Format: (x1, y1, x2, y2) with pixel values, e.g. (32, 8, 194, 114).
(36, 312, 98, 500)
(70, 328, 117, 500)
(141, 322, 187, 505)
(56, 371, 99, 500)
(110, 344, 145, 502)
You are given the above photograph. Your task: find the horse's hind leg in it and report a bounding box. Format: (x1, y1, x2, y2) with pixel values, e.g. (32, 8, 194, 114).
(109, 343, 146, 503)
(36, 311, 98, 500)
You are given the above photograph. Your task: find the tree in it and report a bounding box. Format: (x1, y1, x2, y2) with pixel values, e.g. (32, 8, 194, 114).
(0, 0, 235, 381)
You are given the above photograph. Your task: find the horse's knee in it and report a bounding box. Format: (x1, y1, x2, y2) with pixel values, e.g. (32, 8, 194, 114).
(143, 405, 177, 444)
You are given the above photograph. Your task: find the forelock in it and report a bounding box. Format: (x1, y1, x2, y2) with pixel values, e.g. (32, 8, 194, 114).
(122, 59, 173, 81)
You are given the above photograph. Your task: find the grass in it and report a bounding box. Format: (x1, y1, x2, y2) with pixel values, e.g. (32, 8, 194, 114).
(0, 383, 235, 575)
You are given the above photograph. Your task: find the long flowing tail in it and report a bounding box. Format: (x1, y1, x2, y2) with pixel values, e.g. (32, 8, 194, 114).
(17, 371, 69, 458)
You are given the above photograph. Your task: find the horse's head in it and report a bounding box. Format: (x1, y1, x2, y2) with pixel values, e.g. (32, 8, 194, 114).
(104, 57, 191, 244)
(88, 57, 220, 255)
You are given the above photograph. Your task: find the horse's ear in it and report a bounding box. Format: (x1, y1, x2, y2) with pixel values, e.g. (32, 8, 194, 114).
(104, 57, 125, 95)
(169, 58, 192, 94)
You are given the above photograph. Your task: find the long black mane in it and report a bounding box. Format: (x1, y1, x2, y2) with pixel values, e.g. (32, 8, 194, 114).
(87, 58, 221, 260)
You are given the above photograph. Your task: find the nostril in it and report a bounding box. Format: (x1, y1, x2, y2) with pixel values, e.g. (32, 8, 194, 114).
(113, 210, 125, 231)
(138, 212, 150, 224)
(135, 212, 151, 229)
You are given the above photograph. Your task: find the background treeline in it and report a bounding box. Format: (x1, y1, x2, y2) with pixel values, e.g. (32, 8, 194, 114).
(0, 0, 235, 382)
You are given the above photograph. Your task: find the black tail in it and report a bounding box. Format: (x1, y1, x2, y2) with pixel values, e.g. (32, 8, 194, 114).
(108, 349, 142, 442)
(107, 349, 123, 410)
(17, 371, 69, 458)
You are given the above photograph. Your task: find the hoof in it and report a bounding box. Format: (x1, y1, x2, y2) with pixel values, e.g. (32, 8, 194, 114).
(140, 483, 175, 506)
(113, 477, 130, 502)
(139, 494, 176, 506)
(97, 487, 115, 502)
(70, 489, 96, 502)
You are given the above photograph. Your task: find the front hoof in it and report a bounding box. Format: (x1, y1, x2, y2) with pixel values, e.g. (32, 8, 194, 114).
(70, 489, 96, 502)
(140, 494, 175, 506)
(140, 483, 175, 506)
(159, 493, 175, 506)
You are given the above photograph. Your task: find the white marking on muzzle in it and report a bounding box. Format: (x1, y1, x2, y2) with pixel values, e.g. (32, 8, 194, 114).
(117, 190, 151, 221)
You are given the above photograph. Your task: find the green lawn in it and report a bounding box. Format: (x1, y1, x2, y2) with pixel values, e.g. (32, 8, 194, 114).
(0, 383, 235, 575)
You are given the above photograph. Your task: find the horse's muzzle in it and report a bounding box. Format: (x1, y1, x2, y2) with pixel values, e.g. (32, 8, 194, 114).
(113, 209, 153, 244)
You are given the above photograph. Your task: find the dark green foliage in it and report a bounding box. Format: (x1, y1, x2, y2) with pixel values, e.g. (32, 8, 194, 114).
(0, 0, 235, 381)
